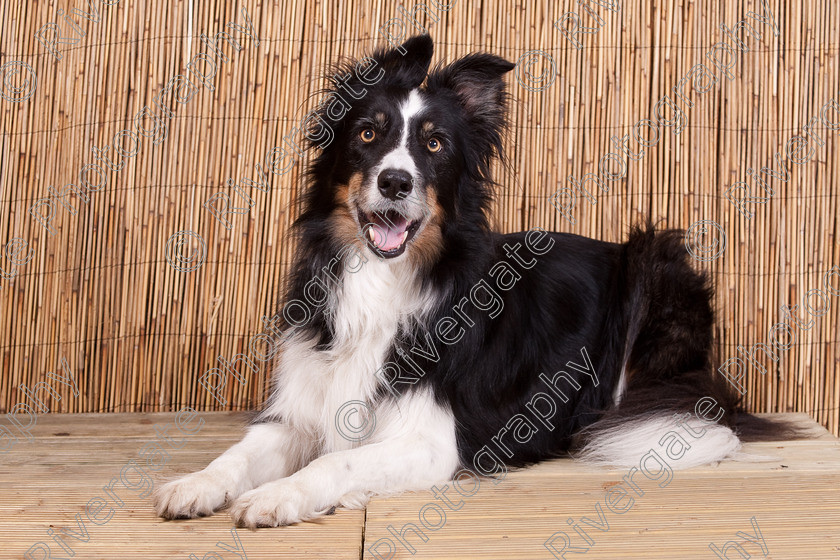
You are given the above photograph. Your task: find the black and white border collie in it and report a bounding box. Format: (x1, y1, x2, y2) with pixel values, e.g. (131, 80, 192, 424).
(153, 35, 768, 528)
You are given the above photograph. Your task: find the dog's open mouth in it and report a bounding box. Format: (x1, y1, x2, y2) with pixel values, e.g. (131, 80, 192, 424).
(357, 208, 422, 258)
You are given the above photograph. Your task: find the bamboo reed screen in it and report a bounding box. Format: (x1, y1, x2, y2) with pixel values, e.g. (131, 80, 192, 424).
(1, 1, 838, 436)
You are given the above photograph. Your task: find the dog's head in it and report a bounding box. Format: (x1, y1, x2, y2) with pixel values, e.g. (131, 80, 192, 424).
(303, 35, 514, 267)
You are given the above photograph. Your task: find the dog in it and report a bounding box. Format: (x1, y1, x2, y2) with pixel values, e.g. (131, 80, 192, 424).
(153, 34, 781, 528)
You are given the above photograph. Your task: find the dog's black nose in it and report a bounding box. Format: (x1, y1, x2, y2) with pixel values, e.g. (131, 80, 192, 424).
(377, 169, 413, 200)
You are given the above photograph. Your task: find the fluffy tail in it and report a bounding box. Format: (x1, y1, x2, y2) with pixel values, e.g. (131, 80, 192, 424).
(573, 224, 808, 468)
(733, 412, 816, 442)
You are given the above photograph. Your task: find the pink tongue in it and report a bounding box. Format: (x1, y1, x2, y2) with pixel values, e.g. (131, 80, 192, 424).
(372, 214, 408, 251)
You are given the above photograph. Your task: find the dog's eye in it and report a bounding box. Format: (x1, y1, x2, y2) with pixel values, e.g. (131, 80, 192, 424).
(427, 138, 442, 153)
(360, 129, 376, 143)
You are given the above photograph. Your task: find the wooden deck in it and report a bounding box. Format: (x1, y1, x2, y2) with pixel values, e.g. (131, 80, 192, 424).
(2, 412, 838, 559)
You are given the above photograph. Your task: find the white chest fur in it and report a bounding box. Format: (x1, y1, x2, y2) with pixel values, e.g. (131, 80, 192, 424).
(262, 257, 437, 453)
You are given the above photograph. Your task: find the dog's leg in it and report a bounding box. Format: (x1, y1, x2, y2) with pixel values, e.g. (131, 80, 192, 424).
(154, 422, 315, 519)
(229, 388, 460, 528)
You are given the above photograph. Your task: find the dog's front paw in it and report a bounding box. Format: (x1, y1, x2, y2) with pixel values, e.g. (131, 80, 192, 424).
(153, 470, 238, 519)
(229, 478, 320, 528)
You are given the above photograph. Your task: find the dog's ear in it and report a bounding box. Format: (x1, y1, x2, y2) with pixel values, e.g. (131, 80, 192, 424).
(375, 34, 435, 89)
(427, 53, 515, 176)
(429, 53, 515, 118)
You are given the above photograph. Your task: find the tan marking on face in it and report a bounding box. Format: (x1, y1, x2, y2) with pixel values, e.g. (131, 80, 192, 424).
(375, 112, 386, 126)
(407, 186, 444, 269)
(330, 172, 366, 249)
(422, 121, 434, 133)
(332, 175, 443, 267)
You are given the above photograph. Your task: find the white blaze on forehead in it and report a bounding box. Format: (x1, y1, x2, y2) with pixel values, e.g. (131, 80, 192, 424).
(374, 89, 425, 182)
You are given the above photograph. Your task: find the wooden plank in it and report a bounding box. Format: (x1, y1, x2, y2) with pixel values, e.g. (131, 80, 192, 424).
(365, 477, 840, 559)
(3, 412, 838, 559)
(363, 414, 840, 559)
(0, 412, 363, 560)
(20, 411, 254, 439)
